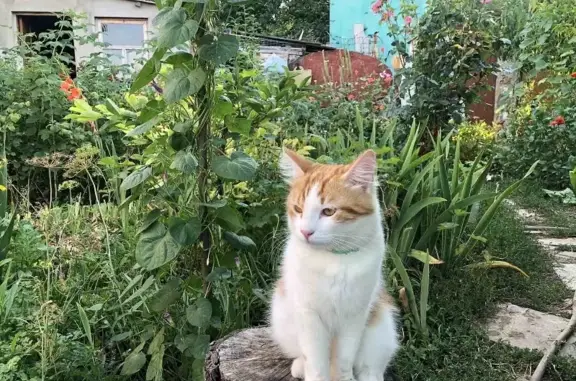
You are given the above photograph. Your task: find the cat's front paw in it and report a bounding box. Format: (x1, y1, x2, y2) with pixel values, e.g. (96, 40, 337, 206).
(337, 373, 356, 381)
(291, 357, 305, 379)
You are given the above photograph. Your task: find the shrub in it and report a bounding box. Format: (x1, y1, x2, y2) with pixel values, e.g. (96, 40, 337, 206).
(384, 0, 503, 133)
(0, 17, 132, 202)
(455, 120, 500, 161)
(498, 104, 576, 189)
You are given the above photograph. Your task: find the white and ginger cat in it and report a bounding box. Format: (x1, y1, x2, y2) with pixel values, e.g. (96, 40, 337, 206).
(270, 148, 398, 381)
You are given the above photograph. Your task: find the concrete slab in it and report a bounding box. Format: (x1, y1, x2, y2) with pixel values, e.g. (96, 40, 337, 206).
(554, 264, 576, 290)
(556, 251, 576, 263)
(486, 303, 576, 357)
(538, 237, 576, 249)
(525, 225, 570, 231)
(515, 208, 543, 222)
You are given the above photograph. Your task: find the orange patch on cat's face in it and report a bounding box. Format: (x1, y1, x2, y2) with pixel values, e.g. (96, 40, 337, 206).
(286, 163, 374, 222)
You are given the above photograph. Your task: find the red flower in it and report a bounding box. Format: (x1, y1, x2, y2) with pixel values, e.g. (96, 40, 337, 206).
(347, 93, 356, 101)
(550, 115, 565, 126)
(67, 87, 82, 101)
(367, 77, 376, 84)
(571, 72, 576, 78)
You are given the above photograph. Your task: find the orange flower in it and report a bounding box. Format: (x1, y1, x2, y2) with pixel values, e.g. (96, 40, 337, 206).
(571, 72, 576, 79)
(60, 78, 74, 92)
(67, 87, 81, 101)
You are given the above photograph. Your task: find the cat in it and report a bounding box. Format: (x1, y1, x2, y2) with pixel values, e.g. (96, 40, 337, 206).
(269, 148, 399, 381)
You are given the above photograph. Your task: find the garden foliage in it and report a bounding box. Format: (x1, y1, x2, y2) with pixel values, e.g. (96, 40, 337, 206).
(0, 0, 556, 380)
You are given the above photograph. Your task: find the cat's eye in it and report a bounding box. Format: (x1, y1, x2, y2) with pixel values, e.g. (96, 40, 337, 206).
(293, 205, 303, 214)
(321, 208, 336, 217)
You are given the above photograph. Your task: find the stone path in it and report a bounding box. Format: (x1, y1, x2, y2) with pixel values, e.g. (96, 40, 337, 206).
(487, 200, 576, 379)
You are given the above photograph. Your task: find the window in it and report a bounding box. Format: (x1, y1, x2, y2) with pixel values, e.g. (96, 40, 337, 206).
(97, 18, 147, 65)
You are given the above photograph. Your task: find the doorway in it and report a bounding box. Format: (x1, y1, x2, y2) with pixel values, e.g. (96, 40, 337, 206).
(16, 14, 76, 75)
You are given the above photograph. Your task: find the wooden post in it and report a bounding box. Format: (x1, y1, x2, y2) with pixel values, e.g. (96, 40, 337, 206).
(205, 327, 397, 381)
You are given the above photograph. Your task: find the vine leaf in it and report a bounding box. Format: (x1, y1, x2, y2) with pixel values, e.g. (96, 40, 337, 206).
(136, 222, 181, 270)
(198, 34, 239, 65)
(212, 151, 258, 181)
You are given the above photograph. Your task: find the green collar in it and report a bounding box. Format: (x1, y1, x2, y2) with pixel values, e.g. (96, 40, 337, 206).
(330, 248, 360, 255)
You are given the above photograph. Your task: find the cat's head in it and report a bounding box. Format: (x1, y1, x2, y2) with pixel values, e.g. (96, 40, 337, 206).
(280, 148, 380, 251)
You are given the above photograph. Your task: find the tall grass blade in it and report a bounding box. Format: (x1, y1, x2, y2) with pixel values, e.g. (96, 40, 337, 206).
(437, 156, 452, 203)
(389, 249, 421, 328)
(397, 197, 447, 233)
(471, 157, 494, 196)
(415, 192, 498, 250)
(459, 161, 539, 257)
(356, 106, 364, 146)
(122, 275, 155, 306)
(451, 139, 461, 194)
(77, 303, 94, 347)
(420, 254, 430, 336)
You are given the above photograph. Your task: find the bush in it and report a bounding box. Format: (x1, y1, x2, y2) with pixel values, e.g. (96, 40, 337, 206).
(0, 18, 133, 202)
(455, 120, 500, 161)
(498, 104, 576, 189)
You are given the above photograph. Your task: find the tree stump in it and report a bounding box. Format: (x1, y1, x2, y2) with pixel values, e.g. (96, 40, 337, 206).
(205, 327, 396, 381)
(205, 327, 295, 381)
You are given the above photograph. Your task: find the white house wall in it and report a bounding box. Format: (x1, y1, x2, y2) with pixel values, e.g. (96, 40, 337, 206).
(0, 0, 158, 62)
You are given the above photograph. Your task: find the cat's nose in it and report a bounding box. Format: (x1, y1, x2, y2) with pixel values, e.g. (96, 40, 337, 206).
(300, 229, 314, 240)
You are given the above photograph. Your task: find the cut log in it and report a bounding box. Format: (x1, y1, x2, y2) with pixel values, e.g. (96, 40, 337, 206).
(205, 327, 397, 381)
(205, 327, 294, 381)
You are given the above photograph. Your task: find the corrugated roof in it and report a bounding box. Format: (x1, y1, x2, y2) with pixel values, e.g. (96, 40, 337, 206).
(125, 0, 156, 5)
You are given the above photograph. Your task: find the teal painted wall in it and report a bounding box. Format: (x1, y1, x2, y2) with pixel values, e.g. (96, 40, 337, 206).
(329, 0, 427, 69)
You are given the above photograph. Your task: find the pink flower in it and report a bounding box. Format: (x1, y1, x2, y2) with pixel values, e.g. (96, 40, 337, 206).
(380, 71, 393, 85)
(371, 0, 383, 13)
(480, 0, 492, 3)
(347, 93, 356, 101)
(379, 71, 392, 79)
(404, 16, 413, 25)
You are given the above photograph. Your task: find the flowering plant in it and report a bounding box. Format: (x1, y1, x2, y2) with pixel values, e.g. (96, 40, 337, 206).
(60, 77, 83, 101)
(371, 0, 419, 70)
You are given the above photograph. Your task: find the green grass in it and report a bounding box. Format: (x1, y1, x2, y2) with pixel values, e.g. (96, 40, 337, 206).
(391, 204, 575, 381)
(510, 181, 576, 236)
(4, 184, 576, 381)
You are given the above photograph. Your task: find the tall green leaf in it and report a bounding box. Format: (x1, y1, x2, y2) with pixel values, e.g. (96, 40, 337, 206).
(420, 254, 430, 336)
(76, 303, 93, 347)
(389, 249, 421, 328)
(459, 161, 539, 257)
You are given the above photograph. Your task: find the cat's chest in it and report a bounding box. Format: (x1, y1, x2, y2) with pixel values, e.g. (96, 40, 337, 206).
(295, 253, 379, 308)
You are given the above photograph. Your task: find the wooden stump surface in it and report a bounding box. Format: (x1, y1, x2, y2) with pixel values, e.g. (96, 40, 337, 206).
(205, 327, 397, 381)
(205, 327, 295, 381)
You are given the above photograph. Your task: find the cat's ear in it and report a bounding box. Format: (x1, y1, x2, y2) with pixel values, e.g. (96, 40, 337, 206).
(345, 150, 377, 191)
(279, 148, 313, 183)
